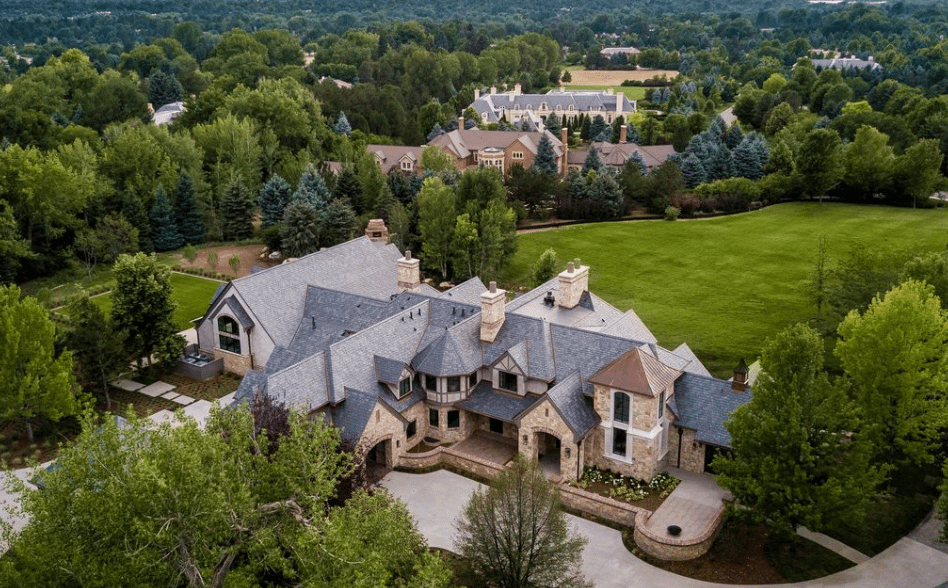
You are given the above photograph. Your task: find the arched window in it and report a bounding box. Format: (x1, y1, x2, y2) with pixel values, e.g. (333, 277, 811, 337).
(217, 316, 241, 354)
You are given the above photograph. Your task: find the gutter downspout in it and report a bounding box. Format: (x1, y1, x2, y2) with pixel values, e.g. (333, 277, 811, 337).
(676, 426, 683, 468)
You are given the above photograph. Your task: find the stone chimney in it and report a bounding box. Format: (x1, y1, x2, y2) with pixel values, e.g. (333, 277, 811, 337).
(458, 116, 464, 130)
(514, 83, 522, 95)
(480, 281, 506, 343)
(732, 358, 749, 392)
(616, 91, 625, 116)
(397, 250, 421, 293)
(560, 127, 569, 177)
(557, 261, 589, 309)
(365, 219, 389, 244)
(619, 125, 627, 144)
(474, 88, 481, 100)
(490, 85, 497, 95)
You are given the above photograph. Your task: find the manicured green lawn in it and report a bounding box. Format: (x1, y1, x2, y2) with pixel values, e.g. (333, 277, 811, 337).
(91, 272, 222, 331)
(563, 85, 647, 99)
(502, 202, 948, 376)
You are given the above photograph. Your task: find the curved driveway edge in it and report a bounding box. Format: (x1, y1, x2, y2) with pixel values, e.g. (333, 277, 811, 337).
(380, 469, 948, 588)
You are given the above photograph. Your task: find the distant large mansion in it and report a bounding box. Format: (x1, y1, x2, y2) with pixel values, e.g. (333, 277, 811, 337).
(469, 84, 637, 129)
(196, 230, 752, 483)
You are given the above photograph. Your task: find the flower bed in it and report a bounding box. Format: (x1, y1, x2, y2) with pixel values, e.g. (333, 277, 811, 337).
(568, 466, 679, 511)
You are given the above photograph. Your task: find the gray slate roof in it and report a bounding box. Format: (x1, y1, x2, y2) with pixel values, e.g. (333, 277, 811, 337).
(374, 355, 406, 386)
(457, 381, 539, 422)
(545, 371, 600, 438)
(673, 372, 753, 447)
(440, 277, 488, 306)
(223, 296, 255, 328)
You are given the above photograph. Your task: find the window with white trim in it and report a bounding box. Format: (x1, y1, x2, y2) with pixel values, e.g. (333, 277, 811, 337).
(609, 391, 632, 461)
(217, 316, 241, 354)
(512, 151, 524, 160)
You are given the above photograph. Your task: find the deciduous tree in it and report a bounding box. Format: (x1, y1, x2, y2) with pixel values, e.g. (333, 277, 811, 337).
(715, 324, 882, 536)
(454, 458, 590, 588)
(418, 177, 457, 279)
(65, 296, 127, 411)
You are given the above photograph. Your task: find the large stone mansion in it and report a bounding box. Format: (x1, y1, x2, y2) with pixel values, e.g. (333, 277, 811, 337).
(196, 229, 751, 482)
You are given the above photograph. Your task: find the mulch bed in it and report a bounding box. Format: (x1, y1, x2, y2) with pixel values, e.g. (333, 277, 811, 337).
(631, 520, 787, 584)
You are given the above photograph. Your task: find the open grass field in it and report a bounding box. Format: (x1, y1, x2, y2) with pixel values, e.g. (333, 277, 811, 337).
(561, 67, 676, 98)
(502, 202, 948, 377)
(91, 272, 222, 331)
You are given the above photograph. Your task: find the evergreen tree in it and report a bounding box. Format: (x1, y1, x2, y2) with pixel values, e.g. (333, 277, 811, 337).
(733, 136, 766, 180)
(258, 174, 292, 230)
(322, 199, 358, 246)
(122, 193, 152, 253)
(582, 146, 602, 175)
(589, 115, 608, 142)
(334, 112, 352, 136)
(595, 126, 612, 142)
(149, 187, 183, 252)
(706, 143, 734, 181)
(680, 153, 707, 189)
(629, 150, 648, 175)
(580, 115, 591, 141)
(545, 112, 561, 136)
(148, 69, 183, 110)
(626, 122, 642, 144)
(726, 124, 745, 150)
(332, 167, 363, 209)
(426, 123, 444, 141)
(293, 165, 331, 210)
(65, 297, 127, 411)
(585, 171, 624, 219)
(281, 202, 322, 258)
(174, 170, 205, 245)
(220, 181, 255, 241)
(532, 134, 558, 174)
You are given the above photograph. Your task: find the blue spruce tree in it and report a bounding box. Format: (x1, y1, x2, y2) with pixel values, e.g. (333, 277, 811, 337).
(532, 134, 559, 174)
(629, 150, 648, 175)
(174, 170, 205, 245)
(258, 174, 292, 229)
(582, 146, 602, 175)
(150, 187, 183, 252)
(334, 112, 352, 136)
(680, 153, 708, 189)
(293, 165, 331, 210)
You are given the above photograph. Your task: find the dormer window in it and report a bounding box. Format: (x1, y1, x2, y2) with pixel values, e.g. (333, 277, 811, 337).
(540, 102, 548, 110)
(499, 370, 518, 393)
(217, 316, 241, 354)
(399, 377, 412, 397)
(400, 160, 413, 171)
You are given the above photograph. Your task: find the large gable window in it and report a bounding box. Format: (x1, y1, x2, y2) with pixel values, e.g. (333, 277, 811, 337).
(217, 316, 241, 354)
(499, 371, 519, 393)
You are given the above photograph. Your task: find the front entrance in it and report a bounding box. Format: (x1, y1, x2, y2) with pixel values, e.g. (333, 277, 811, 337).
(536, 432, 561, 478)
(367, 438, 390, 467)
(704, 444, 729, 473)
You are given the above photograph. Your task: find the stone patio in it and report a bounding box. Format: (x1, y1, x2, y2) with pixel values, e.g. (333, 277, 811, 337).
(641, 466, 728, 547)
(450, 430, 518, 466)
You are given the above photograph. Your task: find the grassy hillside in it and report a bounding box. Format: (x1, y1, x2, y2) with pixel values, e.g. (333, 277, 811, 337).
(502, 202, 948, 376)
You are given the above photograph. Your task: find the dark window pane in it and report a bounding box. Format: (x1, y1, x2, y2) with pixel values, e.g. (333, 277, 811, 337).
(469, 372, 477, 387)
(448, 410, 460, 429)
(399, 378, 411, 397)
(217, 316, 238, 335)
(407, 419, 417, 438)
(612, 428, 627, 456)
(429, 408, 439, 427)
(425, 374, 437, 391)
(447, 376, 461, 392)
(499, 371, 518, 392)
(614, 393, 630, 424)
(218, 334, 240, 354)
(489, 418, 504, 434)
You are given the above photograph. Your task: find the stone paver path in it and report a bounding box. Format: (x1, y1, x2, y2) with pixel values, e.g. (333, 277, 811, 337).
(450, 430, 518, 465)
(139, 381, 176, 397)
(112, 378, 144, 392)
(382, 469, 948, 588)
(170, 394, 195, 406)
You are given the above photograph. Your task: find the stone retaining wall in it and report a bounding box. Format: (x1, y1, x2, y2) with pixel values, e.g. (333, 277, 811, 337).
(557, 483, 646, 527)
(633, 502, 725, 561)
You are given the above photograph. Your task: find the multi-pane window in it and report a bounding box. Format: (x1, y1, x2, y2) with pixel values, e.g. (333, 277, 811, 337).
(217, 317, 240, 354)
(613, 392, 630, 424)
(658, 390, 665, 419)
(399, 377, 411, 398)
(498, 371, 518, 393)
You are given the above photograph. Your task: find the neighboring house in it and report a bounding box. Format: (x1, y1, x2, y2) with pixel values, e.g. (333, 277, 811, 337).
(601, 47, 640, 58)
(152, 101, 185, 125)
(427, 123, 567, 175)
(568, 137, 676, 172)
(367, 145, 423, 174)
(196, 224, 752, 482)
(470, 84, 637, 128)
(809, 56, 883, 72)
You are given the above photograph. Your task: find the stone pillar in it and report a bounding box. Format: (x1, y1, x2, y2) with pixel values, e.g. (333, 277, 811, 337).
(364, 219, 389, 244)
(480, 281, 506, 343)
(557, 261, 589, 309)
(397, 250, 421, 293)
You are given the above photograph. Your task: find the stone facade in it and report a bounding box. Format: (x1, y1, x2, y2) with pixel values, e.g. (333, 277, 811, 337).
(364, 219, 390, 244)
(479, 283, 506, 343)
(666, 425, 704, 474)
(397, 251, 421, 293)
(360, 401, 426, 467)
(216, 349, 252, 376)
(426, 405, 477, 444)
(557, 263, 588, 309)
(634, 503, 725, 561)
(518, 399, 580, 480)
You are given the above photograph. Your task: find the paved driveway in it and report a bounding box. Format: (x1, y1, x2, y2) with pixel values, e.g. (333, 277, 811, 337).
(380, 469, 948, 588)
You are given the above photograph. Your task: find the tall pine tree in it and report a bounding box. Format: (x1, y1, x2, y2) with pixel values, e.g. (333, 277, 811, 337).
(174, 170, 205, 245)
(259, 174, 292, 229)
(532, 134, 558, 174)
(150, 187, 183, 252)
(220, 181, 255, 241)
(680, 153, 707, 189)
(582, 146, 602, 175)
(293, 165, 331, 210)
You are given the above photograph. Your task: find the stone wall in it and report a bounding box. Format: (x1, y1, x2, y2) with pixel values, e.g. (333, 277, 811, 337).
(428, 406, 477, 443)
(558, 482, 646, 527)
(633, 503, 725, 561)
(631, 391, 657, 432)
(666, 426, 703, 474)
(216, 349, 252, 376)
(361, 402, 410, 467)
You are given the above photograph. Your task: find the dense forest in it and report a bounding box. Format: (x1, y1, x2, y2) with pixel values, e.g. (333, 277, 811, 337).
(0, 1, 947, 286)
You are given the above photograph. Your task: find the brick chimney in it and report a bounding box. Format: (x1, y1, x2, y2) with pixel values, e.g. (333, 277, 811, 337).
(619, 125, 627, 144)
(365, 219, 389, 244)
(557, 261, 589, 309)
(732, 358, 748, 392)
(458, 116, 464, 130)
(480, 281, 506, 343)
(397, 250, 421, 293)
(560, 127, 569, 177)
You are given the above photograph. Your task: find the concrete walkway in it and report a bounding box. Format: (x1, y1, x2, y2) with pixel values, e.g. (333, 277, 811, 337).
(380, 469, 948, 588)
(798, 527, 870, 564)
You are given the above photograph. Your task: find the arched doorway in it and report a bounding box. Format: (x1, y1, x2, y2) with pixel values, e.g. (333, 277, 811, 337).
(536, 431, 561, 478)
(366, 438, 392, 481)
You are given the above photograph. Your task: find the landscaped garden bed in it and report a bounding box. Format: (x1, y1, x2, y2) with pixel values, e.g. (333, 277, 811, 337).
(569, 466, 679, 512)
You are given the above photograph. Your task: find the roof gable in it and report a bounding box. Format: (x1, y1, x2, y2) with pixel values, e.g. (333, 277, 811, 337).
(588, 347, 681, 397)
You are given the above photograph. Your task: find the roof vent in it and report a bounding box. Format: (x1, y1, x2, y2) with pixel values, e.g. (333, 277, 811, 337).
(311, 316, 316, 329)
(543, 291, 555, 306)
